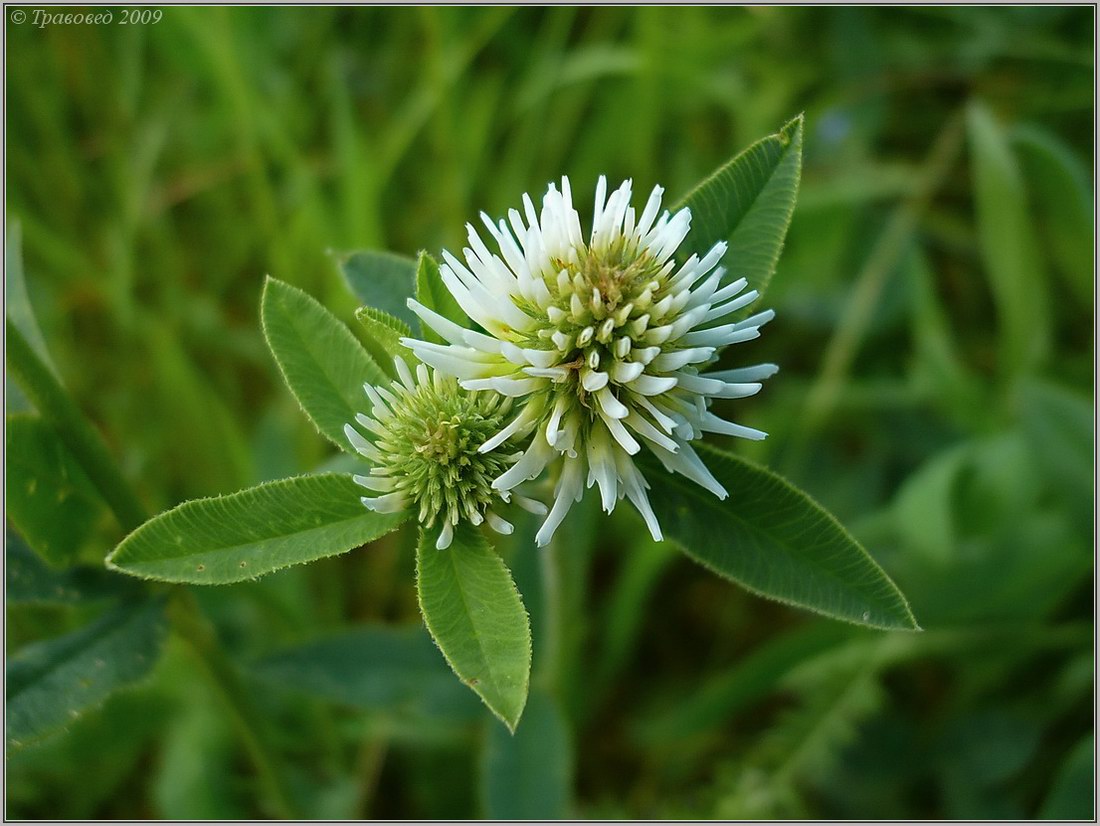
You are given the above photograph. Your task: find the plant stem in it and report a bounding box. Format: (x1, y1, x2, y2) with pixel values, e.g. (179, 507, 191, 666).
(6, 318, 147, 533)
(351, 737, 389, 817)
(169, 589, 301, 819)
(539, 528, 566, 695)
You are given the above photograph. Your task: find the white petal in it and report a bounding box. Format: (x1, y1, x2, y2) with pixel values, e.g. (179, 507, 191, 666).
(585, 428, 620, 512)
(354, 413, 388, 438)
(701, 412, 768, 441)
(353, 473, 394, 492)
(651, 348, 715, 372)
(704, 289, 760, 323)
(486, 511, 514, 535)
(480, 401, 544, 453)
(595, 386, 629, 419)
(406, 299, 502, 353)
(361, 492, 408, 514)
(613, 451, 662, 541)
(635, 184, 665, 240)
(647, 440, 727, 500)
(524, 366, 570, 381)
(512, 495, 546, 516)
(624, 411, 679, 452)
(610, 360, 646, 383)
(681, 325, 761, 348)
(535, 457, 585, 547)
(461, 376, 544, 396)
(393, 356, 416, 391)
(707, 276, 749, 306)
(702, 363, 779, 383)
(344, 424, 380, 460)
(581, 368, 610, 392)
(673, 373, 762, 399)
(494, 438, 556, 491)
(598, 408, 641, 454)
(628, 374, 679, 396)
(435, 521, 455, 550)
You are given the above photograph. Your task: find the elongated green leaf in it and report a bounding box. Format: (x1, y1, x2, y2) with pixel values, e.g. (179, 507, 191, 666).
(6, 319, 147, 532)
(640, 445, 918, 630)
(261, 276, 386, 452)
(153, 698, 248, 819)
(1040, 734, 1094, 820)
(416, 524, 531, 731)
(7, 527, 137, 605)
(716, 659, 884, 818)
(637, 623, 854, 744)
(6, 414, 104, 567)
(415, 250, 468, 344)
(481, 689, 572, 818)
(1013, 124, 1093, 306)
(253, 624, 481, 723)
(967, 101, 1051, 376)
(674, 114, 803, 297)
(7, 598, 168, 748)
(5, 220, 57, 376)
(106, 474, 406, 585)
(892, 444, 969, 565)
(338, 250, 419, 329)
(1017, 378, 1092, 530)
(354, 305, 413, 379)
(590, 536, 675, 704)
(907, 248, 983, 425)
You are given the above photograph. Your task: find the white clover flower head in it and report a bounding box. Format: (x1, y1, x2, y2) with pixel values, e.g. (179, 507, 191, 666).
(401, 176, 776, 547)
(344, 357, 547, 550)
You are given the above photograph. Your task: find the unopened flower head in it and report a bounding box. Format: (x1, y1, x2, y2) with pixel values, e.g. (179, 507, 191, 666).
(344, 358, 547, 550)
(402, 177, 776, 547)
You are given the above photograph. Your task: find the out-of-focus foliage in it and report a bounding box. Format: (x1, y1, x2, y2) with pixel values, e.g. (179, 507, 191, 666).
(6, 6, 1093, 819)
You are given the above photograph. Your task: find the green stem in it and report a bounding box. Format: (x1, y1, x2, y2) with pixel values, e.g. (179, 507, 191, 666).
(352, 737, 389, 817)
(6, 318, 147, 533)
(169, 589, 301, 820)
(538, 525, 566, 695)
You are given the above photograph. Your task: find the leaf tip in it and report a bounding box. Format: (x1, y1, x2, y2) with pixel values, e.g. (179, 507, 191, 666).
(497, 693, 528, 734)
(780, 112, 805, 145)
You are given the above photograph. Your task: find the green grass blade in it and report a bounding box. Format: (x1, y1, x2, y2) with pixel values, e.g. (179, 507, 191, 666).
(1012, 123, 1094, 306)
(5, 220, 57, 376)
(480, 688, 572, 818)
(106, 473, 406, 584)
(967, 100, 1052, 377)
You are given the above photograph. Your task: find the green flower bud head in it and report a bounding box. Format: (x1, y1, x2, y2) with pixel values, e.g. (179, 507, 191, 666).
(344, 358, 547, 549)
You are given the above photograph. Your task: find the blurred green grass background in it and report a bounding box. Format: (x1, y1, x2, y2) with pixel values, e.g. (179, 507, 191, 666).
(6, 5, 1094, 819)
